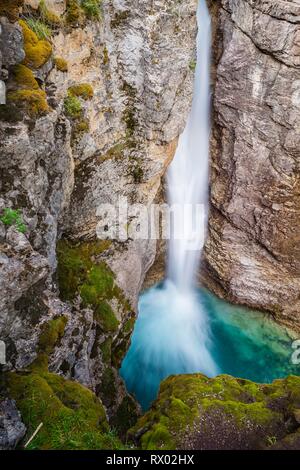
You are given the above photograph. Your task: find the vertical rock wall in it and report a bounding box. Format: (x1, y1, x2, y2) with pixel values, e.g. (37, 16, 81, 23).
(204, 0, 300, 330)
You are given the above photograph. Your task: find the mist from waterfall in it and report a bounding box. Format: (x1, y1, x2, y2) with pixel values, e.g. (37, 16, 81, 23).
(120, 0, 218, 410)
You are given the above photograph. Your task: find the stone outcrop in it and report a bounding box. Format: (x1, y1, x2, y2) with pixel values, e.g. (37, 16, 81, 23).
(130, 373, 300, 450)
(203, 0, 300, 330)
(0, 399, 26, 450)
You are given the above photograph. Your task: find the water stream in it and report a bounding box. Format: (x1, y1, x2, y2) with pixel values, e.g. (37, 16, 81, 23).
(120, 0, 299, 411)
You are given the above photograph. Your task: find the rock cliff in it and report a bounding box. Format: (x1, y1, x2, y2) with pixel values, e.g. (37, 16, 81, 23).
(203, 0, 300, 331)
(0, 0, 197, 448)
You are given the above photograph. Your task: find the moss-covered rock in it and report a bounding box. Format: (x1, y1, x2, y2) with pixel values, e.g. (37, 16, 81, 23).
(4, 369, 124, 450)
(7, 89, 49, 117)
(56, 239, 131, 334)
(7, 63, 49, 117)
(54, 57, 68, 72)
(68, 83, 94, 100)
(19, 19, 52, 69)
(129, 374, 300, 450)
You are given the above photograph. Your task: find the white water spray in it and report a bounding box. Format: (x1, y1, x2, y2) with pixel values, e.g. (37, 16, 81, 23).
(161, 0, 217, 377)
(168, 0, 211, 292)
(120, 0, 218, 409)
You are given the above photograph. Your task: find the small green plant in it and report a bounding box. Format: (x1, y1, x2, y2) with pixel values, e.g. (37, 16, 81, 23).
(64, 95, 82, 118)
(266, 436, 277, 447)
(189, 59, 196, 72)
(0, 208, 27, 233)
(26, 18, 52, 40)
(81, 0, 101, 19)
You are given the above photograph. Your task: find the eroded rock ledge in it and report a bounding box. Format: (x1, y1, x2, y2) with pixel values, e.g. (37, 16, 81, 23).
(203, 0, 300, 330)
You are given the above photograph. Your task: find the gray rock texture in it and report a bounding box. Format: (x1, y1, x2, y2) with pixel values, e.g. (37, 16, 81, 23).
(203, 0, 300, 331)
(0, 399, 26, 450)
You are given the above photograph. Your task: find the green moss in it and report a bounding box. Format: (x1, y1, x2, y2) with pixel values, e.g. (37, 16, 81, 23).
(124, 317, 135, 333)
(54, 57, 68, 72)
(81, 0, 101, 19)
(57, 238, 132, 333)
(0, 0, 23, 22)
(101, 367, 117, 406)
(68, 83, 94, 100)
(130, 374, 300, 450)
(12, 64, 39, 90)
(189, 59, 196, 72)
(38, 316, 67, 357)
(19, 19, 52, 69)
(93, 301, 119, 333)
(100, 338, 112, 364)
(6, 369, 124, 450)
(7, 89, 49, 117)
(141, 424, 175, 450)
(64, 95, 82, 118)
(8, 63, 49, 117)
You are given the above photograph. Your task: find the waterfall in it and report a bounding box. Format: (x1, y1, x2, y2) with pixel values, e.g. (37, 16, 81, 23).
(167, 0, 211, 292)
(120, 0, 218, 410)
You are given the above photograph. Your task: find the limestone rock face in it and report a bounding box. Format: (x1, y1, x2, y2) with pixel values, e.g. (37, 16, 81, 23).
(203, 0, 300, 330)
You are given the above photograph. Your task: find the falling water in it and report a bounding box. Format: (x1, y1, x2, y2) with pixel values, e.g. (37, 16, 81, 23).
(120, 0, 218, 409)
(168, 0, 211, 291)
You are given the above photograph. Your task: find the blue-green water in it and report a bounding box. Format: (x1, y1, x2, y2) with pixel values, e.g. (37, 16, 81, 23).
(120, 283, 299, 411)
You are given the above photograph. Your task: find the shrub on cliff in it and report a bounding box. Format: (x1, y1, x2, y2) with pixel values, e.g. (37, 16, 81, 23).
(64, 95, 82, 118)
(0, 208, 27, 233)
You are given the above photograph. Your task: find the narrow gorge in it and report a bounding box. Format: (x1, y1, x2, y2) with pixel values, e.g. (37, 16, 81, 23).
(0, 0, 300, 452)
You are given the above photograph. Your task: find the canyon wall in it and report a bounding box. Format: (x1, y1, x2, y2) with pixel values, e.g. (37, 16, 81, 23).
(204, 0, 300, 330)
(0, 0, 197, 447)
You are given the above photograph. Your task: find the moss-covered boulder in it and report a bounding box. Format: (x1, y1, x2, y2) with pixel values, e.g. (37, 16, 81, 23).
(4, 370, 124, 450)
(129, 374, 300, 450)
